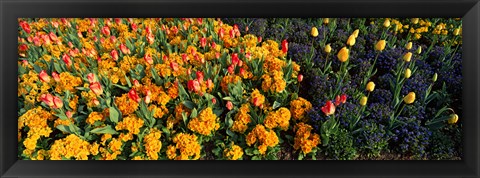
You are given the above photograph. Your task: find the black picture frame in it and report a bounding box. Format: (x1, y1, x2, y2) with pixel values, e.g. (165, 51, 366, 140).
(1, 0, 479, 177)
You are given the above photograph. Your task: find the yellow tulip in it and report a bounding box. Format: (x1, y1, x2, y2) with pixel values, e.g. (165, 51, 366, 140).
(360, 96, 368, 106)
(383, 19, 391, 28)
(403, 52, 412, 62)
(337, 47, 349, 63)
(412, 18, 419, 24)
(375, 40, 386, 51)
(405, 42, 412, 50)
(448, 114, 459, 124)
(432, 73, 438, 82)
(311, 27, 319, 37)
(346, 35, 356, 46)
(323, 18, 329, 24)
(453, 28, 460, 36)
(324, 44, 332, 53)
(404, 68, 412, 79)
(403, 92, 416, 104)
(352, 29, 360, 38)
(366, 82, 375, 92)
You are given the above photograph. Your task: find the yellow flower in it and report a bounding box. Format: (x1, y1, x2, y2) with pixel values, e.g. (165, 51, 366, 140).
(405, 42, 412, 50)
(448, 114, 459, 124)
(311, 27, 319, 37)
(403, 52, 412, 62)
(290, 97, 313, 121)
(346, 35, 356, 46)
(383, 19, 391, 28)
(352, 29, 360, 38)
(143, 128, 162, 160)
(324, 44, 332, 53)
(375, 40, 386, 51)
(224, 144, 244, 160)
(188, 107, 219, 136)
(293, 122, 320, 154)
(403, 92, 416, 104)
(264, 107, 291, 131)
(360, 96, 368, 106)
(366, 81, 375, 92)
(337, 47, 349, 63)
(411, 18, 419, 24)
(404, 68, 412, 79)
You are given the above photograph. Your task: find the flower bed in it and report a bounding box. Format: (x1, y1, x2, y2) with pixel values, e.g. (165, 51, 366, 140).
(18, 18, 462, 160)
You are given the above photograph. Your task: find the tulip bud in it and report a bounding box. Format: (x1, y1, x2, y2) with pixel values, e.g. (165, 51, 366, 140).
(281, 39, 288, 53)
(52, 72, 60, 82)
(352, 29, 360, 38)
(403, 92, 416, 104)
(66, 111, 73, 118)
(324, 44, 332, 53)
(346, 35, 356, 46)
(404, 68, 412, 79)
(337, 47, 349, 62)
(311, 27, 319, 37)
(133, 79, 140, 87)
(383, 19, 391, 28)
(366, 81, 375, 92)
(448, 114, 459, 124)
(20, 21, 31, 34)
(403, 52, 412, 62)
(228, 64, 235, 74)
(231, 53, 239, 66)
(416, 46, 422, 54)
(120, 43, 130, 55)
(432, 73, 438, 82)
(297, 74, 303, 82)
(89, 82, 103, 96)
(53, 96, 63, 109)
(170, 61, 179, 72)
(196, 71, 204, 82)
(206, 79, 214, 89)
(101, 26, 110, 36)
(375, 40, 386, 51)
(93, 99, 100, 106)
(62, 54, 72, 66)
(39, 70, 51, 83)
(212, 98, 217, 104)
(360, 96, 368, 106)
(226, 101, 233, 110)
(405, 42, 413, 50)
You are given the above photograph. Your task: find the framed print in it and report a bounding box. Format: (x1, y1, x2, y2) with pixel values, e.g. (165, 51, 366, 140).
(1, 0, 479, 177)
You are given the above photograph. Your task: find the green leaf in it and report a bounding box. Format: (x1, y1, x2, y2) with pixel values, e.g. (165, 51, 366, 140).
(89, 125, 119, 135)
(182, 100, 196, 109)
(109, 107, 120, 123)
(272, 101, 282, 110)
(190, 108, 198, 119)
(56, 125, 72, 133)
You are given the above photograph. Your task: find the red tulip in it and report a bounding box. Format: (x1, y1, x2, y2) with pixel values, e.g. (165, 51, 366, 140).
(18, 44, 28, 51)
(144, 53, 153, 65)
(321, 100, 335, 116)
(89, 82, 103, 96)
(334, 94, 347, 106)
(281, 39, 288, 53)
(228, 64, 235, 74)
(218, 28, 225, 38)
(200, 37, 207, 48)
(229, 29, 235, 38)
(258, 36, 262, 43)
(39, 70, 50, 83)
(187, 79, 201, 93)
(110, 36, 117, 43)
(52, 72, 60, 82)
(49, 32, 58, 43)
(66, 111, 73, 118)
(33, 36, 41, 46)
(53, 96, 63, 109)
(239, 68, 245, 76)
(41, 34, 51, 45)
(101, 26, 110, 36)
(297, 74, 303, 82)
(196, 71, 204, 82)
(128, 89, 141, 103)
(226, 101, 233, 110)
(211, 42, 216, 49)
(120, 44, 130, 55)
(110, 49, 119, 61)
(87, 73, 96, 83)
(131, 23, 138, 32)
(40, 93, 54, 107)
(20, 21, 31, 34)
(133, 79, 140, 87)
(231, 53, 239, 66)
(62, 54, 72, 66)
(206, 79, 214, 89)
